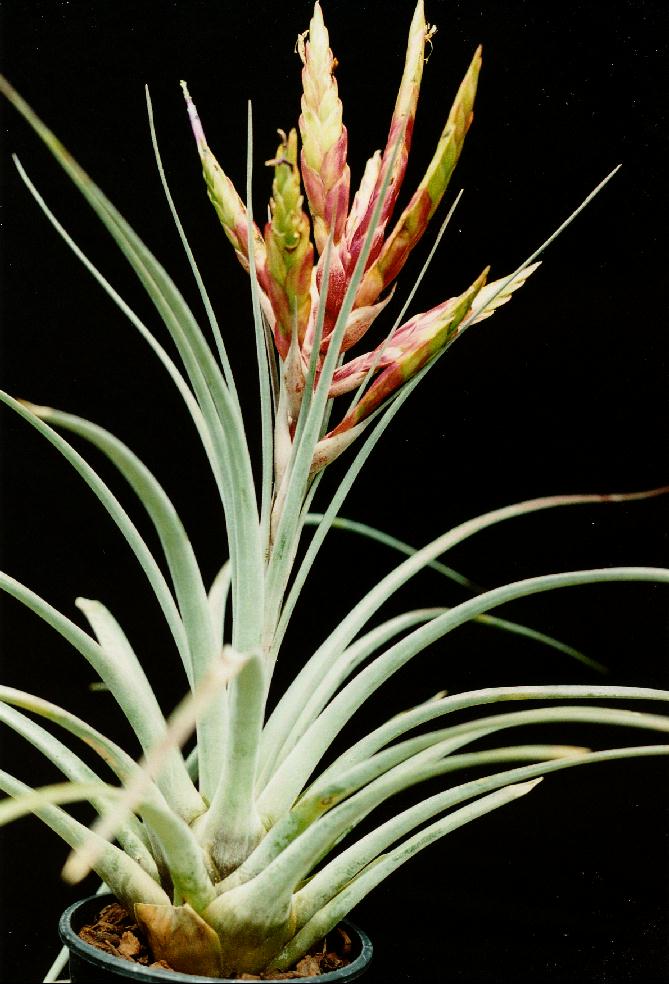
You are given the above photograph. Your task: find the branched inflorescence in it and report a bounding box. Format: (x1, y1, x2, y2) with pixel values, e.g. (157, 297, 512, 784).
(0, 3, 667, 980)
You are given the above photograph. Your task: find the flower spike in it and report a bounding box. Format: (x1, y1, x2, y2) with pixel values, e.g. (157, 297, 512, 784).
(298, 2, 350, 254)
(181, 81, 266, 273)
(346, 1, 432, 262)
(259, 130, 314, 359)
(330, 263, 541, 400)
(328, 267, 489, 439)
(465, 262, 542, 326)
(356, 45, 483, 308)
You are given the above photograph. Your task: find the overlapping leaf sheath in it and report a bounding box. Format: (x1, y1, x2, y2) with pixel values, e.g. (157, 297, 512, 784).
(258, 130, 314, 359)
(303, 1, 430, 360)
(181, 82, 265, 274)
(297, 1, 350, 254)
(329, 263, 542, 399)
(302, 15, 481, 367)
(329, 268, 489, 438)
(343, 0, 430, 270)
(355, 44, 483, 309)
(182, 2, 528, 469)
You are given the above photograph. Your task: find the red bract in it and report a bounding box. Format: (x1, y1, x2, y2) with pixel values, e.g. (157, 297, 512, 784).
(185, 2, 534, 468)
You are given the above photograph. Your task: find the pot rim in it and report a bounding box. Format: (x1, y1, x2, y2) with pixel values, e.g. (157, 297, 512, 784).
(59, 893, 373, 983)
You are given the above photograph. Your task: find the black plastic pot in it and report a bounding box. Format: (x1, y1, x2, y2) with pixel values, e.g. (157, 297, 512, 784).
(60, 894, 373, 983)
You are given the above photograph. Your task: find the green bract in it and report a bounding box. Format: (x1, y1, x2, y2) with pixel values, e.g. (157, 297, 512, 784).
(1, 2, 667, 979)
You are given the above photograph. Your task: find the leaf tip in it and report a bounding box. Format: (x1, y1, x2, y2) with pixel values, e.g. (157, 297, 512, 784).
(17, 398, 53, 419)
(519, 776, 543, 793)
(61, 850, 90, 885)
(180, 80, 207, 153)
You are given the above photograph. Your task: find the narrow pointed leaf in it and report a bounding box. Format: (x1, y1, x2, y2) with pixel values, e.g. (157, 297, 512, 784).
(11, 155, 225, 508)
(275, 780, 539, 967)
(265, 491, 653, 777)
(259, 608, 447, 786)
(0, 685, 165, 796)
(0, 572, 201, 818)
(63, 648, 246, 884)
(0, 771, 169, 909)
(260, 567, 669, 820)
(304, 512, 475, 588)
(324, 683, 669, 778)
(0, 702, 158, 879)
(1, 79, 265, 692)
(76, 598, 203, 817)
(259, 732, 669, 916)
(37, 405, 224, 798)
(2, 392, 190, 672)
(146, 86, 240, 405)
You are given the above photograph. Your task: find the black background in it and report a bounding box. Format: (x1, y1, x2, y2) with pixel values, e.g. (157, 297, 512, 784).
(1, 1, 668, 981)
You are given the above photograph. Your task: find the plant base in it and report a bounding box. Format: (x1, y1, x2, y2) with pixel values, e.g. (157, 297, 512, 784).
(59, 894, 373, 983)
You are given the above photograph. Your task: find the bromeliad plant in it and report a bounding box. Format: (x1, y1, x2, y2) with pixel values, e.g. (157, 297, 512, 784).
(1, 2, 668, 979)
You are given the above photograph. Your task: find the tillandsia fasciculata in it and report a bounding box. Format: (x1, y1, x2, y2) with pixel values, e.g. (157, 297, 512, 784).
(0, 1, 668, 979)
